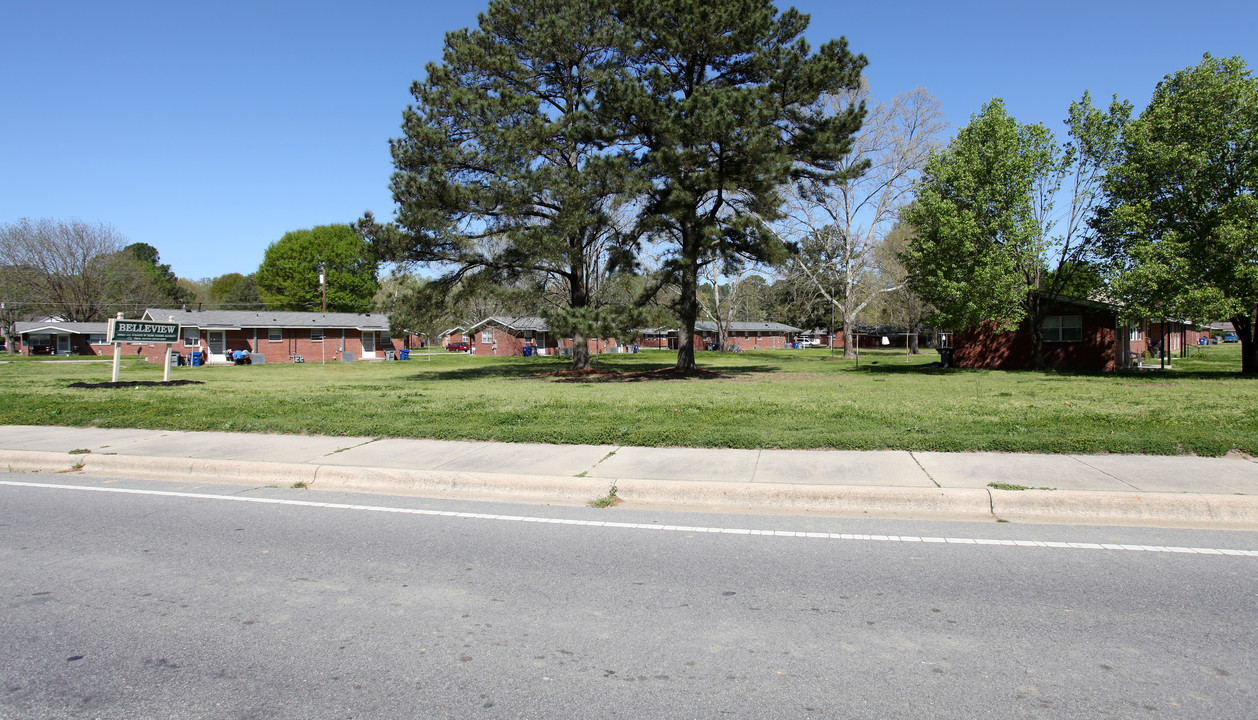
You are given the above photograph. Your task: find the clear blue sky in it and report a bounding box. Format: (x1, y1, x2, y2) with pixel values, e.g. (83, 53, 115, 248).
(2, 0, 1254, 281)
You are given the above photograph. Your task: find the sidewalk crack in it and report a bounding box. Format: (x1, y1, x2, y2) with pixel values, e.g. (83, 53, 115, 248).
(1070, 455, 1140, 490)
(576, 446, 621, 478)
(908, 451, 941, 488)
(320, 436, 381, 458)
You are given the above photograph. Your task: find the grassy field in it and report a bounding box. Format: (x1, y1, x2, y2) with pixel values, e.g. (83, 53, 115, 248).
(1, 345, 1255, 456)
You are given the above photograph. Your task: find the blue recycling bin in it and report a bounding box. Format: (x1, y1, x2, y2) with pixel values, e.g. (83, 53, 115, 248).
(400, 348, 410, 360)
(523, 346, 533, 357)
(191, 351, 202, 367)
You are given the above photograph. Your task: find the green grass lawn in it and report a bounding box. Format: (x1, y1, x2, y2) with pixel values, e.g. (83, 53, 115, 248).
(1, 345, 1255, 456)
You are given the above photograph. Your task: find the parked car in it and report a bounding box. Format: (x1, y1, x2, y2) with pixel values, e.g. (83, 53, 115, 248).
(446, 342, 470, 352)
(1223, 333, 1238, 343)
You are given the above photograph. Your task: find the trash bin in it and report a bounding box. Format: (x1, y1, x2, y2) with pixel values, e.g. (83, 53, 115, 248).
(191, 351, 202, 367)
(633, 344, 639, 354)
(385, 350, 395, 361)
(400, 348, 409, 360)
(523, 346, 533, 357)
(937, 347, 953, 368)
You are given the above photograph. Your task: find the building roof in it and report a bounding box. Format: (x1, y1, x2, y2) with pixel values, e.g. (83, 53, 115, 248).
(143, 308, 390, 331)
(694, 321, 803, 333)
(16, 321, 109, 335)
(468, 316, 551, 333)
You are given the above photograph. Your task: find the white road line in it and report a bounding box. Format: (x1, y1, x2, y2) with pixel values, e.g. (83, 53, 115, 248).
(4, 479, 1257, 558)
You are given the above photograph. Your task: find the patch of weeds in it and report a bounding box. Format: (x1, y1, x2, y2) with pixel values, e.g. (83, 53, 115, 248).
(987, 482, 1055, 491)
(996, 518, 1010, 523)
(588, 483, 619, 508)
(988, 482, 1028, 491)
(69, 461, 84, 471)
(291, 481, 308, 489)
(575, 470, 588, 478)
(67, 448, 90, 455)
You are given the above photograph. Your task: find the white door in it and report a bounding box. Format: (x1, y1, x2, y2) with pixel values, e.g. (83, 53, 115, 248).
(56, 335, 71, 354)
(362, 331, 377, 359)
(208, 331, 225, 361)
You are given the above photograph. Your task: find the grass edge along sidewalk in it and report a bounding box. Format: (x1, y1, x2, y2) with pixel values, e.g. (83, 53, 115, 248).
(0, 346, 1255, 457)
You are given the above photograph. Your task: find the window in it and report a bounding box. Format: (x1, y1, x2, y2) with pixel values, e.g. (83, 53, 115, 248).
(481, 329, 494, 342)
(1044, 315, 1083, 342)
(311, 328, 324, 342)
(88, 334, 107, 345)
(1129, 324, 1144, 341)
(268, 328, 282, 342)
(183, 328, 200, 347)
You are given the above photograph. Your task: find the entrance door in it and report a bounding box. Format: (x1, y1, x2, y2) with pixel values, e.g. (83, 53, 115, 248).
(362, 331, 377, 359)
(56, 335, 71, 355)
(208, 331, 225, 361)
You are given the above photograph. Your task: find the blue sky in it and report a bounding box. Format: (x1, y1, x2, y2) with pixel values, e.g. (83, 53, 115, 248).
(2, 0, 1254, 281)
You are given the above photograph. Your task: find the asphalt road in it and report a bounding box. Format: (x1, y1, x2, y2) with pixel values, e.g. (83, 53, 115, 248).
(2, 473, 1256, 719)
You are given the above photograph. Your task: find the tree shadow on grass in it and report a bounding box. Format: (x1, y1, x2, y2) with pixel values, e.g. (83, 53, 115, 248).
(855, 361, 1256, 381)
(410, 359, 774, 382)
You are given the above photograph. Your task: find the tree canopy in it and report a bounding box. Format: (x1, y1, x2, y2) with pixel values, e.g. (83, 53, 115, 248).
(360, 0, 634, 370)
(0, 217, 171, 322)
(902, 95, 1127, 368)
(256, 224, 378, 312)
(1097, 54, 1258, 371)
(600, 0, 866, 368)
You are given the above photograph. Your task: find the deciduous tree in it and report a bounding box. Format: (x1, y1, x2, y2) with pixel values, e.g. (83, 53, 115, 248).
(784, 85, 946, 359)
(902, 95, 1128, 369)
(1097, 54, 1258, 371)
(0, 217, 140, 321)
(256, 224, 378, 312)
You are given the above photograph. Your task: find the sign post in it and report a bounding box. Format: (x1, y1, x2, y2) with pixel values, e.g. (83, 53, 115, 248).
(162, 315, 175, 381)
(107, 316, 181, 383)
(111, 312, 123, 383)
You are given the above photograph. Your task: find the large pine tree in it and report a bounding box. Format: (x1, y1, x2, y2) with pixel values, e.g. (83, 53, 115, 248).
(361, 0, 634, 370)
(600, 0, 866, 369)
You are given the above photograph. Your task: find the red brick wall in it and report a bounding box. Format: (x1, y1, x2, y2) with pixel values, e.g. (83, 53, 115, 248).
(470, 324, 621, 356)
(692, 331, 795, 350)
(136, 328, 398, 364)
(19, 334, 116, 356)
(953, 307, 1121, 371)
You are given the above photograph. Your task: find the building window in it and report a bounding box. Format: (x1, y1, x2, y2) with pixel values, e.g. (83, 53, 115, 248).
(268, 328, 282, 342)
(1129, 324, 1144, 341)
(88, 334, 107, 345)
(183, 328, 200, 347)
(311, 329, 324, 342)
(1044, 315, 1083, 342)
(481, 329, 494, 342)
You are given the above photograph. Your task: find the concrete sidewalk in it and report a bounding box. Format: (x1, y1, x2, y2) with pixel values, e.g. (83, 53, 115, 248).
(2, 425, 1257, 528)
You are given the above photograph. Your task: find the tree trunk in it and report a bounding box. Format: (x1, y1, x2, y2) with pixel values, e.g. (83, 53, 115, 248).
(1235, 309, 1257, 374)
(843, 324, 856, 360)
(908, 302, 921, 355)
(571, 332, 590, 370)
(1031, 323, 1045, 371)
(675, 255, 699, 370)
(1028, 293, 1045, 371)
(569, 258, 590, 371)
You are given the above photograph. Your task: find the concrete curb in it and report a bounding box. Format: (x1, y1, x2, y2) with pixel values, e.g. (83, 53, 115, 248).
(3, 449, 1257, 528)
(991, 488, 1258, 527)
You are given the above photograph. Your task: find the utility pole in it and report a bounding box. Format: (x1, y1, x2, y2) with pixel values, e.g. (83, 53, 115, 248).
(319, 263, 327, 313)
